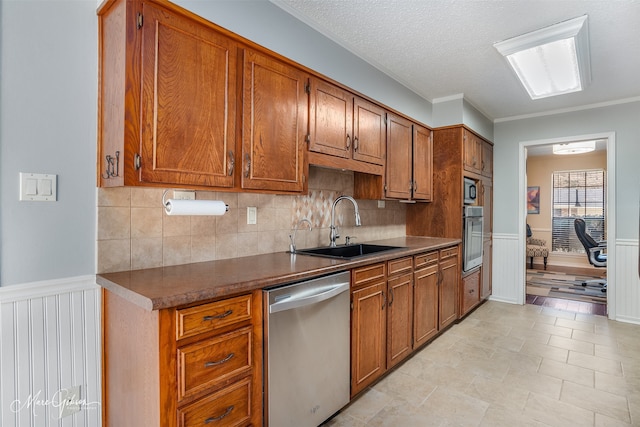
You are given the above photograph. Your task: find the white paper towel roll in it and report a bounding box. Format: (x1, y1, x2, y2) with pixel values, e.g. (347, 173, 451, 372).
(164, 199, 228, 216)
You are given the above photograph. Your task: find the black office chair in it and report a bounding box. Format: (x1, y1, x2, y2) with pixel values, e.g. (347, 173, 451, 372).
(574, 218, 607, 292)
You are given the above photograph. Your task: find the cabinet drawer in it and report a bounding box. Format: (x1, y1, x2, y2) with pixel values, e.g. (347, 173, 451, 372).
(414, 251, 438, 269)
(387, 257, 413, 276)
(177, 377, 251, 427)
(178, 326, 252, 402)
(462, 271, 480, 314)
(176, 294, 252, 340)
(440, 246, 458, 260)
(352, 263, 386, 288)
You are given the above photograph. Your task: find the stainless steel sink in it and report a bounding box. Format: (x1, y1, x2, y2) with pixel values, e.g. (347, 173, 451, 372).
(294, 244, 405, 260)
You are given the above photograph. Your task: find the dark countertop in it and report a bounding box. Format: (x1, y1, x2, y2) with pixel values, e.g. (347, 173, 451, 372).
(96, 236, 460, 311)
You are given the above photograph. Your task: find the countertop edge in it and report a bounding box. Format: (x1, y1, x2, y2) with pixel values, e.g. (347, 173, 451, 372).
(97, 237, 461, 311)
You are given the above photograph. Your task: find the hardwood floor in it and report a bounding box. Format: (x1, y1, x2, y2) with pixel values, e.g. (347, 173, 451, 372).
(526, 294, 607, 316)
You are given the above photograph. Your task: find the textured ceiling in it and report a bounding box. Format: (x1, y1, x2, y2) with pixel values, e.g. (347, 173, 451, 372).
(270, 0, 640, 121)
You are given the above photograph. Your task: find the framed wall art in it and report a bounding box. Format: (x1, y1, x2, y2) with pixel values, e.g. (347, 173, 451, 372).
(527, 186, 540, 214)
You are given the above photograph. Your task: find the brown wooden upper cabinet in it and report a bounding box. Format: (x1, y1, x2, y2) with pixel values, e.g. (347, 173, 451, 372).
(241, 49, 307, 192)
(385, 113, 433, 201)
(463, 129, 492, 177)
(99, 1, 239, 189)
(138, 3, 237, 188)
(308, 77, 386, 175)
(98, 0, 306, 194)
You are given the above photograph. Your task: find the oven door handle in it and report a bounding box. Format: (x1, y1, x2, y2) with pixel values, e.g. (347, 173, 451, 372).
(269, 282, 349, 314)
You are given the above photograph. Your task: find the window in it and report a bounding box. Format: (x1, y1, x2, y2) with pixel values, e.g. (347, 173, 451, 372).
(552, 169, 605, 253)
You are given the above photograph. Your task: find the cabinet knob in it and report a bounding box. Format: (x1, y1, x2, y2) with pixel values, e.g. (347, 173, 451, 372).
(353, 136, 359, 151)
(346, 134, 351, 151)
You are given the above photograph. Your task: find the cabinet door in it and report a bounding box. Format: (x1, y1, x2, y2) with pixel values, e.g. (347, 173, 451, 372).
(463, 130, 481, 174)
(412, 124, 433, 201)
(351, 281, 386, 397)
(482, 142, 493, 177)
(439, 253, 459, 329)
(385, 113, 413, 199)
(353, 97, 386, 165)
(242, 49, 307, 192)
(139, 4, 237, 187)
(461, 269, 481, 315)
(386, 272, 413, 369)
(308, 77, 353, 159)
(480, 178, 492, 237)
(481, 238, 492, 300)
(413, 263, 439, 347)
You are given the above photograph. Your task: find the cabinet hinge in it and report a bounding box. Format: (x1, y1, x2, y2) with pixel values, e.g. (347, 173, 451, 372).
(304, 81, 310, 94)
(134, 153, 142, 170)
(137, 13, 143, 29)
(305, 134, 311, 144)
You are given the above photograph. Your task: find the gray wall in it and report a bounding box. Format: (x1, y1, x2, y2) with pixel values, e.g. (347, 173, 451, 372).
(176, 0, 434, 125)
(0, 0, 437, 286)
(493, 100, 640, 239)
(0, 0, 97, 285)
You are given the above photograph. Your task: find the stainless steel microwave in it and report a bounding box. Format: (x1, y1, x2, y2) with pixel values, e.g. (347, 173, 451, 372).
(464, 177, 477, 204)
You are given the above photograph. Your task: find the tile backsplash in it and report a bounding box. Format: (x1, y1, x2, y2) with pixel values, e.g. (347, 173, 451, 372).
(97, 166, 407, 273)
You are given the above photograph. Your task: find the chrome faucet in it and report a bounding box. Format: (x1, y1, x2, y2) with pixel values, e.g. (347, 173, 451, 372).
(329, 195, 361, 247)
(289, 218, 312, 254)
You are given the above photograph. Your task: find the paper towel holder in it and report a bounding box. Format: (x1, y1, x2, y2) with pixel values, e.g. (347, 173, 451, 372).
(162, 189, 229, 215)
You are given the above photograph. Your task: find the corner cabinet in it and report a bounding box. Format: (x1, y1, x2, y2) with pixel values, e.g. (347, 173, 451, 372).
(103, 290, 263, 427)
(241, 49, 307, 192)
(98, 0, 307, 194)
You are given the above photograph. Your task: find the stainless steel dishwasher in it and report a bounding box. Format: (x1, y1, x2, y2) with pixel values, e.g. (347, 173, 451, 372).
(264, 271, 350, 427)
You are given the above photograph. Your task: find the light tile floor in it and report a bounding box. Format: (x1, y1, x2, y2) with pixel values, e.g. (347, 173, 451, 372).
(324, 301, 640, 426)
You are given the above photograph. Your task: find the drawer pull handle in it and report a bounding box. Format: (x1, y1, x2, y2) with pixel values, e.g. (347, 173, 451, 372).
(203, 310, 232, 321)
(204, 352, 235, 368)
(205, 405, 234, 423)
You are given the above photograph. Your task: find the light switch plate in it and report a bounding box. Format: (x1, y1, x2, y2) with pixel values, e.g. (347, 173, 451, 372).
(19, 173, 57, 201)
(377, 200, 386, 208)
(247, 207, 257, 224)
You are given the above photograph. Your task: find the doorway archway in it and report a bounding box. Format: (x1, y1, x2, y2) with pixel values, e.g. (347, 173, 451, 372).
(517, 132, 616, 318)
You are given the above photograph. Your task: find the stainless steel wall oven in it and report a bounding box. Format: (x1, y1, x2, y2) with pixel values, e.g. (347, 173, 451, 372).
(463, 206, 484, 271)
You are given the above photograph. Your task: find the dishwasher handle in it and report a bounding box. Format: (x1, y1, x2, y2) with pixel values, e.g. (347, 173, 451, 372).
(269, 282, 349, 314)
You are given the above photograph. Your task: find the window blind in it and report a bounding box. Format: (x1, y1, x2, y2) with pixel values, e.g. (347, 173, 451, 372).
(551, 169, 605, 253)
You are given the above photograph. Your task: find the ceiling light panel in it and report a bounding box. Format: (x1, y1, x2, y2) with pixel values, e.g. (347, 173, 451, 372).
(494, 15, 591, 100)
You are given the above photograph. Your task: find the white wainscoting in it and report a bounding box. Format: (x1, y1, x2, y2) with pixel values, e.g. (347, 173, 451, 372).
(490, 233, 524, 304)
(0, 276, 101, 427)
(614, 240, 640, 324)
(491, 233, 640, 324)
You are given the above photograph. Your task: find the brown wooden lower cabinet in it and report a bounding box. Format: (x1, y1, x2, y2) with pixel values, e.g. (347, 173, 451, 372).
(386, 257, 414, 369)
(103, 290, 263, 427)
(461, 268, 481, 316)
(350, 245, 460, 398)
(439, 247, 459, 329)
(413, 253, 439, 347)
(350, 265, 387, 397)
